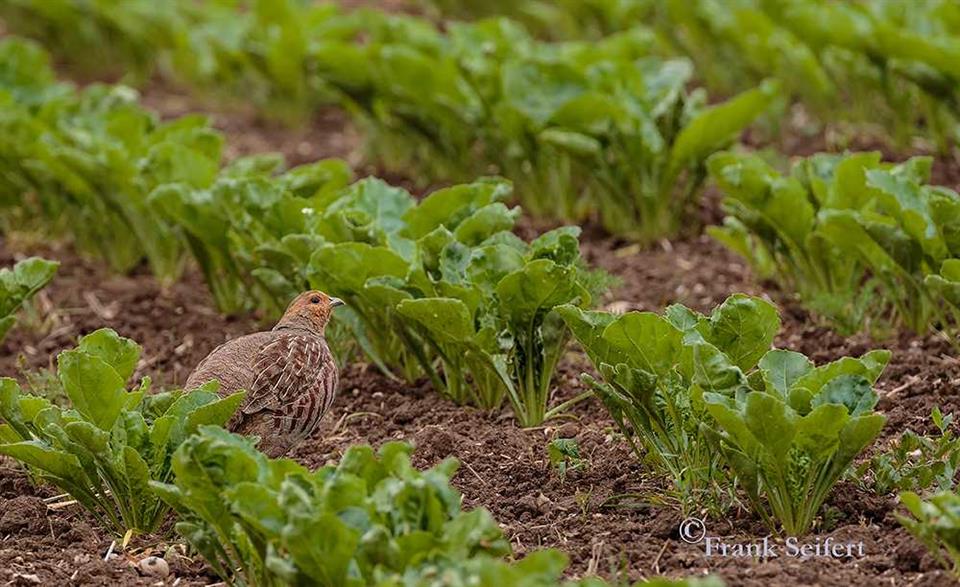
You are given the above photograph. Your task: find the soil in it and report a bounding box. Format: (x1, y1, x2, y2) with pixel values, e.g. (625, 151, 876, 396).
(3, 22, 960, 587)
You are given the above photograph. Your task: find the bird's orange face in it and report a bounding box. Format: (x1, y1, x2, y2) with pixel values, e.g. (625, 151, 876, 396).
(279, 290, 345, 332)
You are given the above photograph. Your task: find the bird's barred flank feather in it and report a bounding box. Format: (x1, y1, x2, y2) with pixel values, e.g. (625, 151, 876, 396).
(244, 333, 337, 439)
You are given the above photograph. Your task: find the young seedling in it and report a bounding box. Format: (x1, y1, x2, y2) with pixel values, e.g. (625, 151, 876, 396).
(548, 438, 587, 481)
(855, 407, 960, 495)
(0, 257, 58, 342)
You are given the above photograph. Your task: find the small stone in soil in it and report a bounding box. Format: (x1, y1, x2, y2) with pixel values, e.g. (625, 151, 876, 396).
(138, 556, 170, 578)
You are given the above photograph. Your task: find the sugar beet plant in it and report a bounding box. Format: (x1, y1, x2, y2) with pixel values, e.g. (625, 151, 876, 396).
(709, 150, 960, 337)
(898, 490, 960, 578)
(151, 428, 511, 586)
(0, 0, 360, 118)
(152, 426, 722, 587)
(561, 294, 890, 534)
(316, 13, 779, 241)
(394, 224, 602, 425)
(0, 329, 244, 536)
(0, 257, 58, 342)
(303, 179, 607, 425)
(702, 345, 889, 535)
(559, 294, 780, 514)
(663, 0, 960, 150)
(0, 37, 223, 281)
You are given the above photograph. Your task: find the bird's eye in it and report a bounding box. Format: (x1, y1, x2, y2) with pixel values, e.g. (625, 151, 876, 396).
(310, 296, 321, 304)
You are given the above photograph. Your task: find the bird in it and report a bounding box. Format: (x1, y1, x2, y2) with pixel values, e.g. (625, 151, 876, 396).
(185, 290, 344, 457)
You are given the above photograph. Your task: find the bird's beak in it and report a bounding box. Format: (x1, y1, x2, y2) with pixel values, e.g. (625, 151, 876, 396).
(330, 297, 345, 308)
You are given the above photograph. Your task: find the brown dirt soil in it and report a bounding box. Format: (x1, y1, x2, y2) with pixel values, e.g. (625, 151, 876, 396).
(3, 224, 959, 586)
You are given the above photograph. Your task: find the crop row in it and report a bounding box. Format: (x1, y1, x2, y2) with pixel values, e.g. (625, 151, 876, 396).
(709, 151, 960, 337)
(424, 0, 960, 151)
(14, 0, 959, 144)
(6, 2, 959, 155)
(0, 0, 778, 242)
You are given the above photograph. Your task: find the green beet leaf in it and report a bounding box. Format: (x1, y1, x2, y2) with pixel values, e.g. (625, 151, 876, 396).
(896, 490, 960, 578)
(0, 257, 58, 342)
(57, 345, 129, 432)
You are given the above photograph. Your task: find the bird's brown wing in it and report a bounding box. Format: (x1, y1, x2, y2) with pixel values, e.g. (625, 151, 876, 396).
(184, 331, 276, 394)
(238, 332, 336, 436)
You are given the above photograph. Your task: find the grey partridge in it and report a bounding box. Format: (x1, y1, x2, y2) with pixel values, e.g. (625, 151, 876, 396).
(185, 290, 344, 457)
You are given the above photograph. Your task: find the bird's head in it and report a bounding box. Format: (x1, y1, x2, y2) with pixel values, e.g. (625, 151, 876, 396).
(276, 290, 345, 333)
